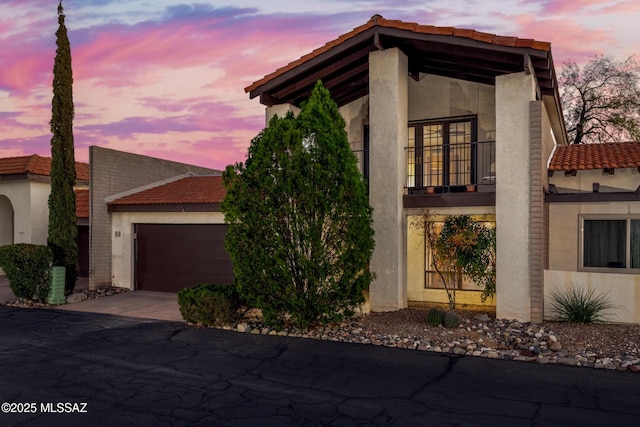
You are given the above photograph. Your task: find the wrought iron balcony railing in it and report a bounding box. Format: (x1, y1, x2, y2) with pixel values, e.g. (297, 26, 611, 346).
(405, 140, 495, 193)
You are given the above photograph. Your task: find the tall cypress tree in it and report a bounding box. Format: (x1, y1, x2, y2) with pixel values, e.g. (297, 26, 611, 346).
(48, 1, 78, 294)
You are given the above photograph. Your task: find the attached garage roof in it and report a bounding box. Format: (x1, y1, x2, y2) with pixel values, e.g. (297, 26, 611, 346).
(549, 141, 640, 171)
(107, 175, 226, 212)
(246, 14, 559, 109)
(0, 154, 89, 182)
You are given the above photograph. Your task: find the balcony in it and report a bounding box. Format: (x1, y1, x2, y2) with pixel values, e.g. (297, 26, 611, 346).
(404, 140, 496, 207)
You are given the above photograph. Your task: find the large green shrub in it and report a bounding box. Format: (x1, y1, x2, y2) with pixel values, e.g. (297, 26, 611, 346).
(177, 283, 241, 326)
(0, 244, 53, 302)
(222, 81, 374, 330)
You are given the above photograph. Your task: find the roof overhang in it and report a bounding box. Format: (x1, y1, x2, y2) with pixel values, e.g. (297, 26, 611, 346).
(246, 18, 560, 113)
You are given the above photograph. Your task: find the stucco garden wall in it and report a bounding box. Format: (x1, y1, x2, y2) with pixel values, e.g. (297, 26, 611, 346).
(544, 270, 640, 324)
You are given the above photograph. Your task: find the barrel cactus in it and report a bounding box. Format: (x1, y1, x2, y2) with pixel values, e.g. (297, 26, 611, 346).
(444, 310, 461, 328)
(426, 308, 445, 326)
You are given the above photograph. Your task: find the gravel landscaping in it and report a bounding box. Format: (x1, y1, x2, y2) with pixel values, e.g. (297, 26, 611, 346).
(5, 289, 640, 372)
(221, 305, 640, 372)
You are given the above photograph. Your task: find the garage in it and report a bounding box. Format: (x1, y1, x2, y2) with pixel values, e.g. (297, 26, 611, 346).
(134, 223, 234, 292)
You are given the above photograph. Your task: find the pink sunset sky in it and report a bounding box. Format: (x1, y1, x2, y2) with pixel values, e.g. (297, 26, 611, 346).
(1, 0, 639, 170)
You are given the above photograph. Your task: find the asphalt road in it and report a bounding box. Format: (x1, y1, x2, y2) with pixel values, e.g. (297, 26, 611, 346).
(0, 306, 639, 426)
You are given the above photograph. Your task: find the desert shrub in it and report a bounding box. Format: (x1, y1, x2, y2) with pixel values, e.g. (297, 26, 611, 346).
(426, 308, 445, 326)
(0, 244, 53, 302)
(177, 283, 241, 326)
(549, 286, 614, 323)
(443, 310, 461, 328)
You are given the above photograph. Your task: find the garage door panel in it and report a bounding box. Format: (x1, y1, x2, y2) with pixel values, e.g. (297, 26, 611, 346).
(135, 224, 234, 292)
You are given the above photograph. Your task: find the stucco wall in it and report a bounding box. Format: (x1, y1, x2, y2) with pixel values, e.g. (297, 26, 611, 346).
(0, 180, 51, 245)
(407, 74, 496, 140)
(548, 200, 640, 272)
(368, 48, 408, 311)
(551, 168, 640, 193)
(90, 146, 219, 289)
(495, 72, 537, 321)
(545, 270, 640, 324)
(111, 211, 225, 290)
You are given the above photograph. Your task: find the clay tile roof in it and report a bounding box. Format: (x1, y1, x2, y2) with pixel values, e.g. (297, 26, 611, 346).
(108, 176, 226, 206)
(75, 189, 89, 218)
(549, 141, 640, 171)
(0, 154, 89, 181)
(245, 15, 551, 95)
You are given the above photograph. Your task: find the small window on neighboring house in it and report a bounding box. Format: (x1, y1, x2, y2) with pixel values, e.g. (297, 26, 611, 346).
(581, 216, 640, 272)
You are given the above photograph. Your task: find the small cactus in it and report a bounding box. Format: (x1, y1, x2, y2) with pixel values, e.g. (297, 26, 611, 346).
(426, 308, 445, 326)
(444, 310, 461, 328)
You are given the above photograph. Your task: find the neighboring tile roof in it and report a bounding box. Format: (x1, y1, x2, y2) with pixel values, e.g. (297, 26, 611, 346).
(549, 141, 640, 171)
(0, 154, 90, 181)
(245, 14, 551, 94)
(75, 189, 89, 218)
(108, 176, 226, 206)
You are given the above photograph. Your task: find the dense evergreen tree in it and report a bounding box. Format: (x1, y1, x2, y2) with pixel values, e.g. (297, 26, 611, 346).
(48, 1, 78, 294)
(222, 81, 374, 329)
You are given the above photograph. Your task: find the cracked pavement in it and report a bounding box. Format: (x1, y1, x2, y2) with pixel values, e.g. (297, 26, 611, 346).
(1, 306, 639, 426)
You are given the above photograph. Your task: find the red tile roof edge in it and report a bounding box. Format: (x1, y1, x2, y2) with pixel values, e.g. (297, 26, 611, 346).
(245, 14, 551, 94)
(107, 175, 226, 206)
(0, 154, 90, 181)
(549, 141, 640, 171)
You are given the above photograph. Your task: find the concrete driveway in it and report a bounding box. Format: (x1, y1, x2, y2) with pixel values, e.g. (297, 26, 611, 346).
(0, 275, 182, 322)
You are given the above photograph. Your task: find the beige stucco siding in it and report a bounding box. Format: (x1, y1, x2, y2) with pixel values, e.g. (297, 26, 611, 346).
(548, 201, 640, 272)
(545, 270, 640, 324)
(408, 75, 496, 140)
(0, 180, 51, 245)
(495, 72, 537, 321)
(552, 168, 640, 193)
(367, 48, 408, 311)
(547, 198, 640, 324)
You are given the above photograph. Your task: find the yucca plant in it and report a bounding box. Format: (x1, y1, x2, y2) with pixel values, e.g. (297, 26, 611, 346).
(549, 286, 615, 323)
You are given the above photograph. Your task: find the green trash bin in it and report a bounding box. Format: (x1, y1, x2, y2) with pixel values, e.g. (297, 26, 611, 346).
(47, 266, 66, 305)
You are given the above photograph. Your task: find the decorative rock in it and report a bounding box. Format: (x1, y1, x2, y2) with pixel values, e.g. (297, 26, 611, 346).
(473, 313, 491, 322)
(237, 323, 251, 333)
(66, 292, 88, 304)
(549, 341, 563, 352)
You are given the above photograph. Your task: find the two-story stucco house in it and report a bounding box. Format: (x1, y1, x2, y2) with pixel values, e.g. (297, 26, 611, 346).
(245, 15, 569, 322)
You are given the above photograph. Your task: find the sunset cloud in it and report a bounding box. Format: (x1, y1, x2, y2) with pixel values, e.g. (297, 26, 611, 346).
(1, 0, 638, 169)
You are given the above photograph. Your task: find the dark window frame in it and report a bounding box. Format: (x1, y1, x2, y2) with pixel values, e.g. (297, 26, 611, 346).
(579, 215, 640, 273)
(408, 115, 478, 190)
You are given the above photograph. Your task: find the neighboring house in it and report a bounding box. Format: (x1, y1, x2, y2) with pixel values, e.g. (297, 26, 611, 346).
(546, 142, 640, 323)
(245, 14, 569, 322)
(88, 146, 222, 291)
(0, 154, 90, 275)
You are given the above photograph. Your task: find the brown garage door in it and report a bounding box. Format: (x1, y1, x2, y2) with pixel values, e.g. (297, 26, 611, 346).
(135, 223, 234, 292)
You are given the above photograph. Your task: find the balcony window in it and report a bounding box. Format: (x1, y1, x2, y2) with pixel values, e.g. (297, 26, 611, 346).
(406, 117, 495, 192)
